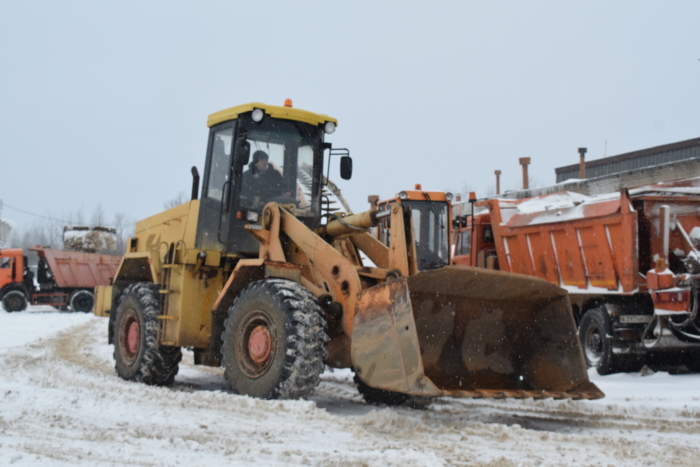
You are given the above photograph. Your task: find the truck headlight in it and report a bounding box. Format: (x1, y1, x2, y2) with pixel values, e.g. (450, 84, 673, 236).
(324, 121, 336, 134)
(247, 211, 259, 222)
(445, 192, 454, 201)
(252, 109, 264, 122)
(398, 191, 408, 200)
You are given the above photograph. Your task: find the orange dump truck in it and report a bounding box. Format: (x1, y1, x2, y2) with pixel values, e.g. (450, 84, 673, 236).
(453, 178, 700, 374)
(0, 247, 121, 312)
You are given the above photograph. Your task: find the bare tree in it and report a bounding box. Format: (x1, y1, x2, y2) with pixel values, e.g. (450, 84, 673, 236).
(444, 179, 474, 201)
(111, 211, 135, 255)
(459, 180, 474, 199)
(528, 176, 543, 190)
(91, 203, 106, 227)
(164, 192, 187, 210)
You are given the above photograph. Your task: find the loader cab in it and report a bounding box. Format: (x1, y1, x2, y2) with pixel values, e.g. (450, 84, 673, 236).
(196, 102, 340, 254)
(376, 187, 453, 271)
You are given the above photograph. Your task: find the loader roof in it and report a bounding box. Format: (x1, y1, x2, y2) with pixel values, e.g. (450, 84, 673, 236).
(207, 102, 338, 128)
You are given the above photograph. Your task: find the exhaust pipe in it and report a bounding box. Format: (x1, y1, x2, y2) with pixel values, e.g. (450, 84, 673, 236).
(191, 166, 200, 201)
(660, 205, 670, 265)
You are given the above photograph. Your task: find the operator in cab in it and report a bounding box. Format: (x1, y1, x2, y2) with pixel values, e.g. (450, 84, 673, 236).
(241, 150, 292, 208)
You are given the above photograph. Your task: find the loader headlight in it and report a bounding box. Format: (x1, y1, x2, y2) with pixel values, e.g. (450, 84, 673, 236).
(252, 108, 264, 122)
(324, 121, 336, 134)
(445, 192, 454, 202)
(398, 191, 408, 200)
(246, 211, 259, 222)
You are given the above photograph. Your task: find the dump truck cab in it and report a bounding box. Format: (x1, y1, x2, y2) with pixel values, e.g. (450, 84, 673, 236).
(0, 249, 32, 310)
(452, 210, 498, 269)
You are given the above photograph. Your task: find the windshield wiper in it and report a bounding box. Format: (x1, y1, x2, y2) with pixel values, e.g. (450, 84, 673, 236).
(422, 193, 445, 230)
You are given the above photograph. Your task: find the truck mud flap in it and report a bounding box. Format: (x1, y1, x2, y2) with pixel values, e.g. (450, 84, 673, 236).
(352, 266, 603, 400)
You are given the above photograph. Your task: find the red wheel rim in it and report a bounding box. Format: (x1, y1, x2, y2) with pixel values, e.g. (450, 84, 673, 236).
(248, 325, 272, 363)
(119, 310, 140, 365)
(235, 310, 277, 378)
(127, 321, 140, 355)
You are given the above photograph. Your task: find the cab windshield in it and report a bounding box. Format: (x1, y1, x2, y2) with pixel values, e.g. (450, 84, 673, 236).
(403, 199, 450, 270)
(239, 118, 322, 221)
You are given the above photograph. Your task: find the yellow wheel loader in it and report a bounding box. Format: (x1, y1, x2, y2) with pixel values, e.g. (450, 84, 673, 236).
(95, 101, 603, 404)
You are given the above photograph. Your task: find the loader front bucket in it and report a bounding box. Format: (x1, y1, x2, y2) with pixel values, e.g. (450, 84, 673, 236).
(352, 266, 603, 400)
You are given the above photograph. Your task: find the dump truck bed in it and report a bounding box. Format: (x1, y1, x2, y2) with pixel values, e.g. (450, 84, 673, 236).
(29, 247, 121, 288)
(481, 191, 639, 294)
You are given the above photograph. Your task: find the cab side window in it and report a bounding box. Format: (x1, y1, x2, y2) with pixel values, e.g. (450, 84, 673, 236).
(206, 127, 234, 202)
(483, 226, 494, 244)
(0, 257, 11, 268)
(458, 231, 471, 255)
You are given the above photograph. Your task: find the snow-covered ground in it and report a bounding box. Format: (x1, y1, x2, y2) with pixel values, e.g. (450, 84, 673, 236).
(1, 307, 699, 466)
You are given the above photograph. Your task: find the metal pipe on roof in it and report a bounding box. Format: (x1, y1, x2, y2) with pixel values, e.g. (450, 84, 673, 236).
(519, 158, 530, 190)
(578, 147, 587, 179)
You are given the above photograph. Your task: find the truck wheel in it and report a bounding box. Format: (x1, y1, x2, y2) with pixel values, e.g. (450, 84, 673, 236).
(70, 290, 95, 312)
(2, 290, 28, 312)
(579, 307, 617, 375)
(353, 372, 411, 406)
(113, 283, 182, 386)
(579, 307, 643, 375)
(221, 279, 328, 400)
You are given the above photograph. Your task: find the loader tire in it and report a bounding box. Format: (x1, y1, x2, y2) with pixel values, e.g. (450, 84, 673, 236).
(579, 307, 643, 375)
(353, 373, 411, 406)
(2, 290, 28, 312)
(113, 283, 181, 386)
(70, 290, 95, 313)
(221, 279, 328, 400)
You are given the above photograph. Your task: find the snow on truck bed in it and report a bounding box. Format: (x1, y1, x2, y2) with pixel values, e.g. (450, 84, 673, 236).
(1, 308, 699, 466)
(494, 177, 700, 228)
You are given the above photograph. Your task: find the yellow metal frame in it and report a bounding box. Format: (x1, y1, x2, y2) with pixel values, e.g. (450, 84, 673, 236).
(207, 102, 338, 128)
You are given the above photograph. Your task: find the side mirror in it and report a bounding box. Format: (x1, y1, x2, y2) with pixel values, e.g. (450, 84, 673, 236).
(340, 155, 353, 180)
(233, 139, 251, 166)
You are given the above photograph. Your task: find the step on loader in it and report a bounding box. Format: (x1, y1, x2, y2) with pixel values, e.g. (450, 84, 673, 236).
(95, 102, 603, 404)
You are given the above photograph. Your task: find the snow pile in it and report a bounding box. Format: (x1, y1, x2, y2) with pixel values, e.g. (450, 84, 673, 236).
(689, 227, 700, 247)
(63, 226, 117, 252)
(498, 191, 622, 226)
(1, 307, 700, 466)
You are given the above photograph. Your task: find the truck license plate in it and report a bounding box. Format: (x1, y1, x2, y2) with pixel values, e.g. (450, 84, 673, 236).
(619, 315, 652, 324)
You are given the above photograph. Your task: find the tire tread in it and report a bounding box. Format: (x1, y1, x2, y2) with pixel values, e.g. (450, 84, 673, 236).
(115, 282, 182, 386)
(222, 279, 328, 400)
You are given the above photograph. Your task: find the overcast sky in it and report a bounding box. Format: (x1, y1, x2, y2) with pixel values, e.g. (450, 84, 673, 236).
(1, 1, 699, 231)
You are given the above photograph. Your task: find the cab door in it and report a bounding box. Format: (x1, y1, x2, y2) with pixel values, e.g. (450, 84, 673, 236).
(196, 122, 235, 252)
(0, 255, 15, 289)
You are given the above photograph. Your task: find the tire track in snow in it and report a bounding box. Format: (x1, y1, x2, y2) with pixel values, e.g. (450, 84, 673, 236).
(1, 314, 699, 466)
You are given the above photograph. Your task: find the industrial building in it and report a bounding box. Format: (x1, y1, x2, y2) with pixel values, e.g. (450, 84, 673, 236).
(498, 136, 700, 200)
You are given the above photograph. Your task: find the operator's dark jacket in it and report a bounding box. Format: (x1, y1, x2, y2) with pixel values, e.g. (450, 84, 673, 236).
(241, 163, 285, 207)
